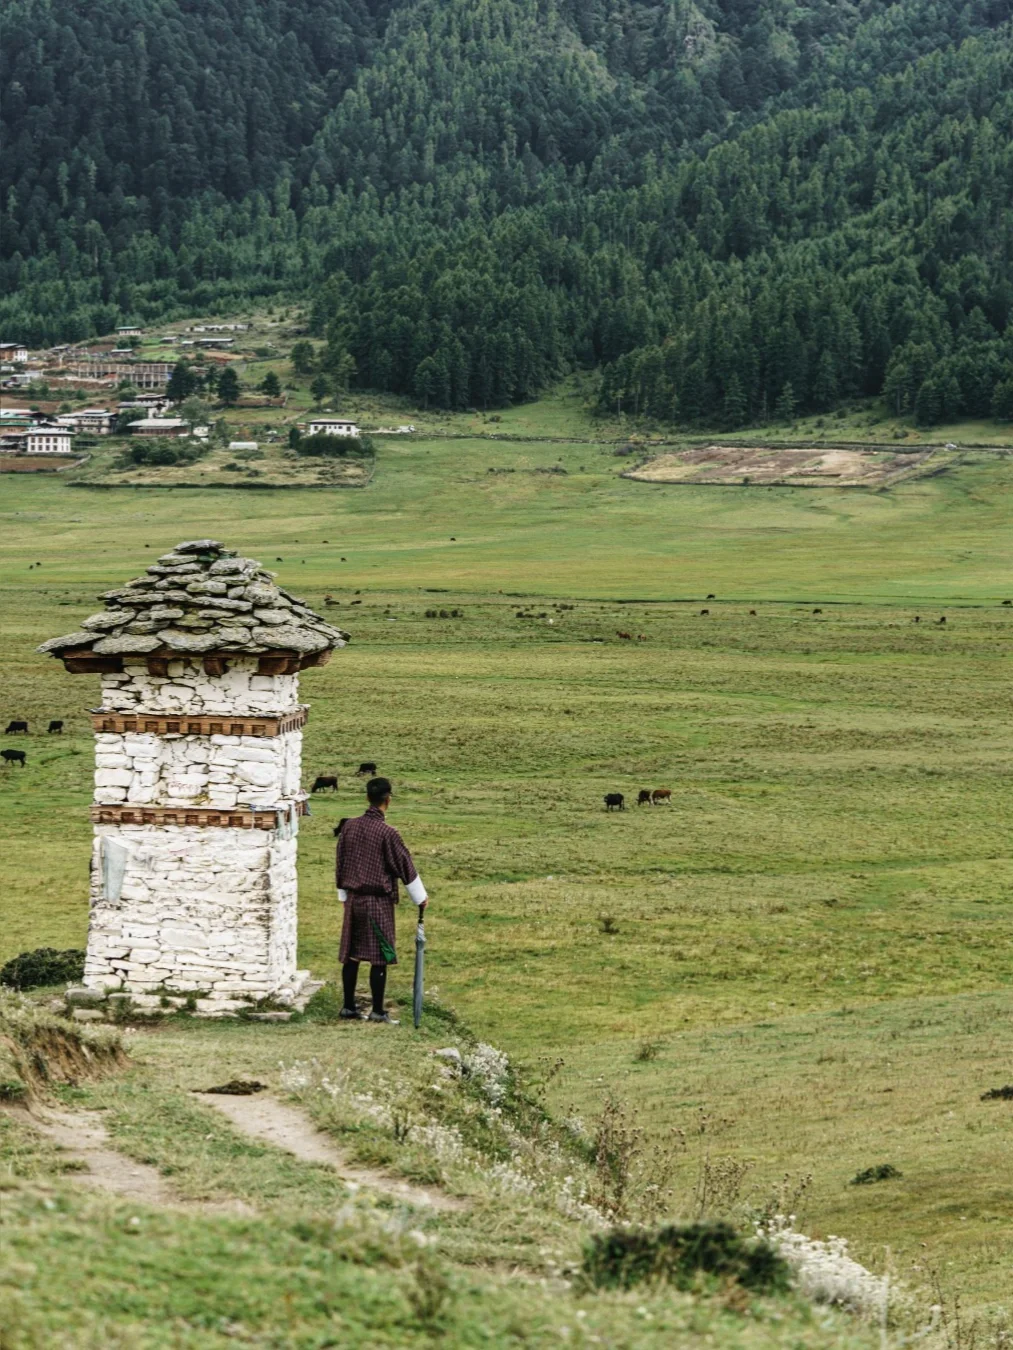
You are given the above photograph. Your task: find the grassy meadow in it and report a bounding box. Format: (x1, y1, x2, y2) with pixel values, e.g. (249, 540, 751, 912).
(4, 366, 1013, 1341)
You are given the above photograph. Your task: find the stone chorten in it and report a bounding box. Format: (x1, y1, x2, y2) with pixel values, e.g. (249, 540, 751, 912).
(38, 540, 348, 1015)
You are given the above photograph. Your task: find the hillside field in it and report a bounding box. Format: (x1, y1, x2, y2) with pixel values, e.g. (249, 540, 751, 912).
(3, 401, 1013, 1339)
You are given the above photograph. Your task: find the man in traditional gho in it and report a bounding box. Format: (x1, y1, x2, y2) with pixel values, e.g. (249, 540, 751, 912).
(335, 777, 428, 1023)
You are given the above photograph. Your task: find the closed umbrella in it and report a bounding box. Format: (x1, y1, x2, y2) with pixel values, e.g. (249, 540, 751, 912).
(413, 917, 426, 1029)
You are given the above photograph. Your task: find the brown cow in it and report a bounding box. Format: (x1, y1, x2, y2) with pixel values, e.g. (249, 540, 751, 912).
(616, 631, 633, 640)
(651, 788, 672, 804)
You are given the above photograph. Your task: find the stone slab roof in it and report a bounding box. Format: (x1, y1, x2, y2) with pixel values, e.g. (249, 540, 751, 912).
(39, 540, 349, 658)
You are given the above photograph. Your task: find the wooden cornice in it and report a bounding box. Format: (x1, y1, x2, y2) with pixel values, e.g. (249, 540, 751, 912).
(90, 706, 309, 738)
(61, 647, 334, 677)
(90, 800, 309, 830)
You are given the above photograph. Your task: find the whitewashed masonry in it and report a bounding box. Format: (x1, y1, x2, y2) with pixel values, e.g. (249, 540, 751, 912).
(39, 540, 348, 1014)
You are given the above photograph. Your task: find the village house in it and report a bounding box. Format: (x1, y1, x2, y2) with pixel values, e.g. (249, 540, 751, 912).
(24, 425, 76, 454)
(127, 417, 188, 436)
(116, 326, 143, 338)
(0, 408, 37, 430)
(62, 358, 171, 389)
(118, 394, 170, 415)
(0, 343, 29, 364)
(307, 417, 360, 437)
(196, 337, 235, 349)
(56, 408, 115, 435)
(228, 441, 258, 451)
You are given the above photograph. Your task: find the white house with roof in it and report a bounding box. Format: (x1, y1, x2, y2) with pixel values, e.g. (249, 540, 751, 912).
(116, 326, 142, 338)
(0, 343, 28, 364)
(306, 417, 360, 437)
(24, 425, 76, 454)
(57, 408, 114, 435)
(127, 417, 188, 436)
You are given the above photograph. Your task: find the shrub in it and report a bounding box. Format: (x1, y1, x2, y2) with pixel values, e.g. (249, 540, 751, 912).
(0, 948, 85, 990)
(583, 1221, 789, 1293)
(850, 1163, 902, 1185)
(129, 442, 205, 467)
(295, 433, 373, 458)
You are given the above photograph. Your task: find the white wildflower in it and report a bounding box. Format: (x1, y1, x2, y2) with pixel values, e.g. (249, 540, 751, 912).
(467, 1042, 510, 1104)
(763, 1216, 903, 1319)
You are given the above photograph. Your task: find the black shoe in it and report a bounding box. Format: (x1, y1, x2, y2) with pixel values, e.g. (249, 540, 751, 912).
(367, 1011, 399, 1024)
(339, 1007, 365, 1020)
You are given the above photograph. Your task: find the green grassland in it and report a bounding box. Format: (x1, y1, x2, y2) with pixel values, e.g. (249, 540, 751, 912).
(3, 367, 1013, 1341)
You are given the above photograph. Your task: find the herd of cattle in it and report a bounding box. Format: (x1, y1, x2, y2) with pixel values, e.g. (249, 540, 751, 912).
(311, 763, 377, 793)
(3, 718, 63, 768)
(604, 788, 671, 810)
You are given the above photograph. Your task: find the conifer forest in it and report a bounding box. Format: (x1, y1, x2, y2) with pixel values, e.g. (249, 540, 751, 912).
(3, 0, 1012, 425)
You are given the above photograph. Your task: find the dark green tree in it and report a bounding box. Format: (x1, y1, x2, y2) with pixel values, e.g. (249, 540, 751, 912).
(217, 366, 241, 406)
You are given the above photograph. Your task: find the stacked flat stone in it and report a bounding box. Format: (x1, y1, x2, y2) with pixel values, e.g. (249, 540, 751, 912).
(38, 540, 346, 1018)
(38, 539, 347, 659)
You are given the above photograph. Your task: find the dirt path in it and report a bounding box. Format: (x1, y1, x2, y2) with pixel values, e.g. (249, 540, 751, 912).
(15, 1106, 251, 1214)
(202, 1092, 463, 1211)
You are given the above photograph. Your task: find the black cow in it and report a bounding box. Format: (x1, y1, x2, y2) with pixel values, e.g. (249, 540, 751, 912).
(47, 720, 64, 734)
(604, 793, 624, 811)
(699, 609, 710, 616)
(637, 789, 652, 806)
(312, 775, 338, 792)
(333, 817, 349, 838)
(706, 593, 716, 600)
(357, 762, 377, 776)
(5, 720, 28, 734)
(2, 749, 26, 767)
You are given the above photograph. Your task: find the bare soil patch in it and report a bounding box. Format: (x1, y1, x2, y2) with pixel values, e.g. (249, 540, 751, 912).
(9, 1105, 251, 1213)
(203, 1092, 463, 1211)
(626, 443, 949, 487)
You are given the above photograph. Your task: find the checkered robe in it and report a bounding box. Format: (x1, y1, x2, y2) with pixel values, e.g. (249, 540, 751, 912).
(336, 806, 420, 965)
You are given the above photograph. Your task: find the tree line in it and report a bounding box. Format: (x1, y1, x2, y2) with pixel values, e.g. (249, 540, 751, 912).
(2, 0, 1011, 426)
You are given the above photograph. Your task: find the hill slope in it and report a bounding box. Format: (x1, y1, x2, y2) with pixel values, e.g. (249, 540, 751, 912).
(2, 0, 1011, 424)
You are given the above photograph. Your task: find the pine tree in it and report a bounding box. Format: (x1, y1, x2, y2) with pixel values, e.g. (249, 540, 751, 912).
(217, 366, 241, 406)
(261, 371, 281, 397)
(774, 382, 796, 423)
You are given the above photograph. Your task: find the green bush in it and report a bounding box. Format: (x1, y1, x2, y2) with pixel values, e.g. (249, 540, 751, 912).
(582, 1221, 789, 1293)
(294, 433, 373, 458)
(0, 948, 85, 990)
(850, 1163, 902, 1185)
(129, 441, 205, 467)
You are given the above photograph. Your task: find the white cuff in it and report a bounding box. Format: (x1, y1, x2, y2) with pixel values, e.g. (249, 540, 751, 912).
(338, 888, 348, 903)
(406, 875, 427, 905)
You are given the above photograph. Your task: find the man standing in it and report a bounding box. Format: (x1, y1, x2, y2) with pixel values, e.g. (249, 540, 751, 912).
(336, 777, 428, 1022)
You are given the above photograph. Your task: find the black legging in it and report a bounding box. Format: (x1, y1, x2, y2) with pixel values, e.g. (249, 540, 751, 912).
(342, 959, 386, 1014)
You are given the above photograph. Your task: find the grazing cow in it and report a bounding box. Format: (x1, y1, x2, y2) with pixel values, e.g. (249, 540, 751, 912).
(333, 817, 349, 838)
(616, 631, 633, 640)
(914, 616, 921, 623)
(637, 789, 652, 806)
(706, 593, 715, 600)
(938, 616, 947, 624)
(47, 720, 63, 734)
(1003, 600, 1012, 607)
(749, 610, 757, 616)
(652, 788, 672, 804)
(2, 749, 26, 767)
(700, 609, 709, 616)
(357, 762, 377, 776)
(603, 793, 624, 811)
(813, 608, 823, 615)
(4, 720, 27, 735)
(312, 775, 338, 793)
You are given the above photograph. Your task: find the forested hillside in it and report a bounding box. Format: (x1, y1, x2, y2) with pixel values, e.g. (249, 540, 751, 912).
(3, 0, 1012, 424)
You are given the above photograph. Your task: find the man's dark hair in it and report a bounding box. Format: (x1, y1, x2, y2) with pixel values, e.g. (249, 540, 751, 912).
(366, 777, 392, 805)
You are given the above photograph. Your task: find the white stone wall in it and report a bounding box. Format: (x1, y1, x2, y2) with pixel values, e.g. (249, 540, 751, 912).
(93, 730, 302, 808)
(84, 658, 308, 1009)
(85, 826, 299, 1000)
(100, 658, 299, 715)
